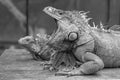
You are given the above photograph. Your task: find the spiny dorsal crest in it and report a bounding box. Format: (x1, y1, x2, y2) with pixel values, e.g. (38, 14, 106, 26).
(68, 11, 117, 34)
(96, 22, 106, 31)
(73, 11, 114, 33)
(92, 22, 119, 33)
(70, 11, 91, 24)
(67, 10, 92, 33)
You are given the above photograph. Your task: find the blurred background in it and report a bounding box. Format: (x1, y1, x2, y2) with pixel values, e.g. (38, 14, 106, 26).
(0, 0, 120, 54)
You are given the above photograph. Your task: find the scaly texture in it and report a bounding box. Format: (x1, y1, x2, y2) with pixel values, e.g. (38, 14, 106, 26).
(43, 6, 120, 76)
(18, 34, 52, 61)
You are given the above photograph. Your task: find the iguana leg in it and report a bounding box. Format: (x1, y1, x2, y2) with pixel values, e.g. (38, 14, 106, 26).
(56, 52, 104, 76)
(69, 52, 104, 75)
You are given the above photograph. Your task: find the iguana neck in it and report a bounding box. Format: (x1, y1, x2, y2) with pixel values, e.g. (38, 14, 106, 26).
(88, 28, 107, 44)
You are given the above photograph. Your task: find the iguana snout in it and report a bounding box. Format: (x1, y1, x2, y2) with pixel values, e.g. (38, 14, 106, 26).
(43, 6, 65, 20)
(18, 36, 34, 45)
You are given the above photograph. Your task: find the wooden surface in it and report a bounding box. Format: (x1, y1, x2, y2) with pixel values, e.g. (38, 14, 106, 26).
(0, 49, 54, 80)
(0, 49, 120, 80)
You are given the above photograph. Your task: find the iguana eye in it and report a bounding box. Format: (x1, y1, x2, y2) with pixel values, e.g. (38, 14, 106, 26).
(57, 11, 62, 15)
(26, 39, 30, 42)
(59, 12, 63, 15)
(57, 10, 64, 15)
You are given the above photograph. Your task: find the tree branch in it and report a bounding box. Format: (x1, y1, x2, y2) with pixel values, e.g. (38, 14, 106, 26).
(0, 0, 26, 32)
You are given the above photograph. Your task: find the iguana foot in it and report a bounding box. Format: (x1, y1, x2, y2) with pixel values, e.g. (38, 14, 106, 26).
(31, 53, 43, 61)
(42, 61, 57, 71)
(55, 68, 82, 77)
(42, 61, 52, 69)
(43, 66, 55, 71)
(55, 71, 70, 76)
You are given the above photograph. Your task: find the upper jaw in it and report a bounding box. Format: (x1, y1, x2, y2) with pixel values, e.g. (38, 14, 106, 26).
(43, 6, 62, 20)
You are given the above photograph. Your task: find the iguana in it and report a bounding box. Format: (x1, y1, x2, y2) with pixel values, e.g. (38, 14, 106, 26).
(18, 33, 53, 61)
(43, 6, 120, 76)
(18, 30, 78, 72)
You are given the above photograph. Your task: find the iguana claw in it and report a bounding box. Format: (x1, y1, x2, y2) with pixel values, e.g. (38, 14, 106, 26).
(55, 69, 82, 77)
(55, 71, 69, 76)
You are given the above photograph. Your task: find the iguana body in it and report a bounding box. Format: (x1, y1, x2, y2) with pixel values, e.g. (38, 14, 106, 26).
(43, 6, 120, 75)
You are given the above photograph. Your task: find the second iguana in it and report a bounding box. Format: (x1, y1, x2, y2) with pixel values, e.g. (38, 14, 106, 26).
(18, 33, 53, 61)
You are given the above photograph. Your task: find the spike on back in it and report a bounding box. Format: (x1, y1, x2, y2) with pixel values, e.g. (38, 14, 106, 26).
(100, 22, 104, 29)
(43, 6, 119, 35)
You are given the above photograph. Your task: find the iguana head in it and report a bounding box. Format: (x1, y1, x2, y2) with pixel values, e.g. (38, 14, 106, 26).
(18, 36, 41, 53)
(43, 6, 82, 52)
(18, 33, 51, 52)
(43, 6, 92, 44)
(18, 34, 53, 60)
(43, 6, 85, 40)
(43, 6, 91, 33)
(43, 6, 79, 32)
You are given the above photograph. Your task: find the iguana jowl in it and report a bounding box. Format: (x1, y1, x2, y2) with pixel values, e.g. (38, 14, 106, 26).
(43, 6, 120, 75)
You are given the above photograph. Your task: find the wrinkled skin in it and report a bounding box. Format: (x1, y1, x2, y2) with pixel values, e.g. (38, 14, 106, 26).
(43, 6, 120, 76)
